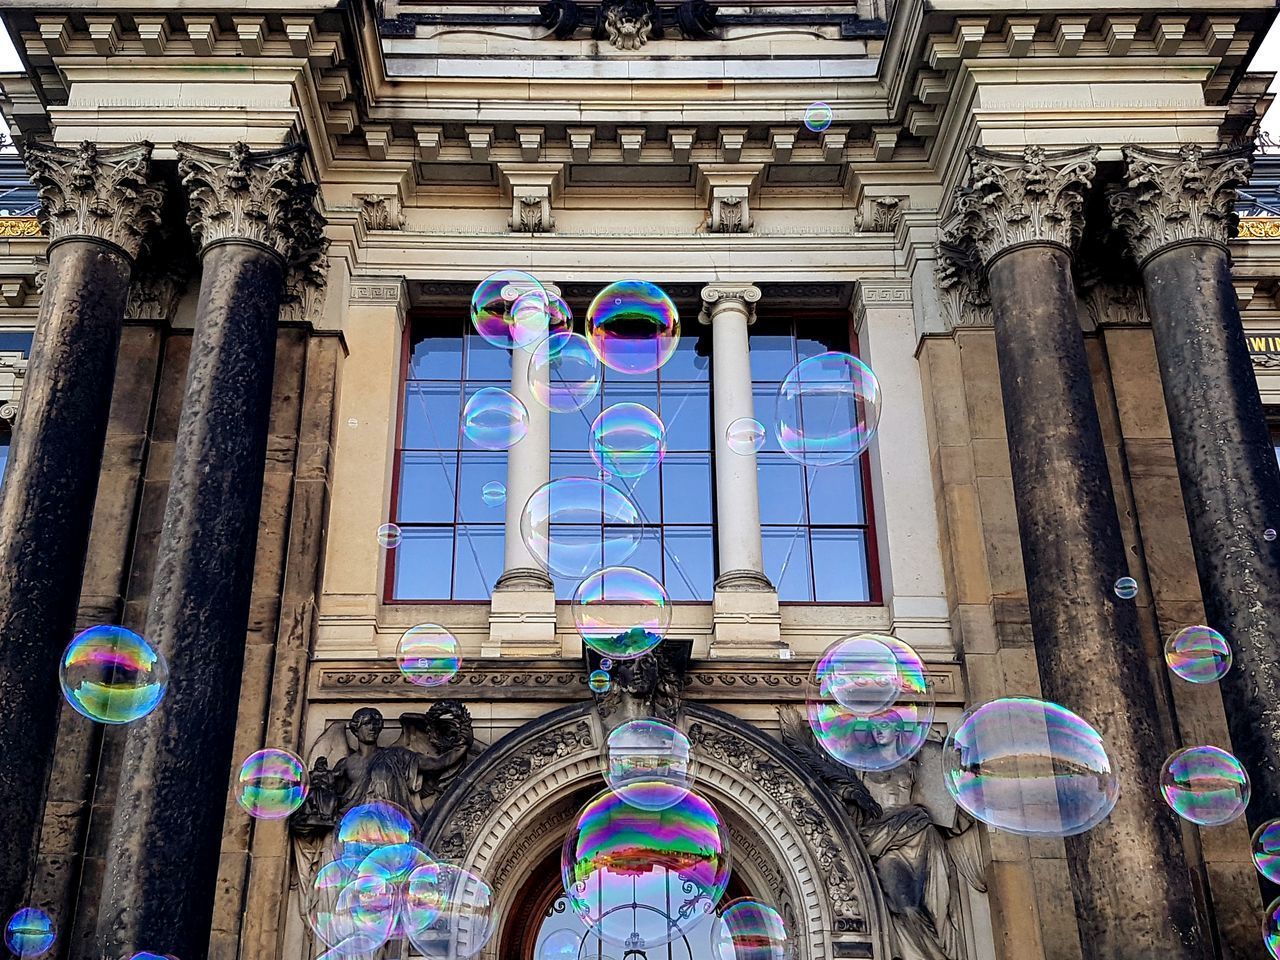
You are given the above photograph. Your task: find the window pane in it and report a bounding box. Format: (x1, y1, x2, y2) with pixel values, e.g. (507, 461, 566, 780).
(626, 528, 665, 588)
(457, 451, 508, 523)
(812, 528, 870, 602)
(758, 454, 807, 525)
(550, 396, 602, 453)
(551, 450, 600, 481)
(465, 336, 513, 380)
(409, 336, 462, 380)
(662, 334, 711, 382)
(452, 525, 505, 599)
(612, 470, 660, 524)
(763, 526, 812, 601)
(661, 384, 711, 451)
(748, 333, 795, 382)
(403, 383, 460, 449)
(601, 380, 658, 411)
(393, 527, 453, 599)
(807, 462, 866, 525)
(663, 526, 713, 600)
(661, 455, 712, 524)
(397, 452, 458, 523)
(0, 437, 10, 486)
(751, 385, 782, 453)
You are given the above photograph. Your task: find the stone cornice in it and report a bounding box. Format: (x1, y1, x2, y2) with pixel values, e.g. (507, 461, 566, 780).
(698, 282, 761, 325)
(22, 140, 164, 259)
(951, 145, 1098, 265)
(1108, 143, 1252, 266)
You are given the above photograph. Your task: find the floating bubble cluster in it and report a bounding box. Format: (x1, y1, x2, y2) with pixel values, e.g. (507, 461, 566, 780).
(4, 909, 54, 959)
(470, 270, 562, 351)
(59, 624, 169, 725)
(572, 566, 670, 660)
(588, 669, 612, 694)
(775, 352, 882, 467)
(804, 102, 833, 133)
(562, 788, 731, 948)
(396, 623, 461, 687)
(590, 403, 667, 480)
(1113, 577, 1138, 600)
(586, 280, 680, 376)
(726, 417, 766, 456)
(236, 748, 309, 819)
(1160, 745, 1250, 826)
(530, 332, 602, 414)
(713, 899, 788, 960)
(942, 697, 1119, 837)
(520, 478, 644, 579)
(1164, 625, 1231, 684)
(1254, 819, 1280, 882)
(463, 387, 528, 450)
(481, 481, 507, 507)
(377, 523, 403, 550)
(606, 718, 692, 811)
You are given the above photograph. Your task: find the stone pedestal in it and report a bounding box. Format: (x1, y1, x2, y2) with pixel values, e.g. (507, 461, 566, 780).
(0, 141, 162, 922)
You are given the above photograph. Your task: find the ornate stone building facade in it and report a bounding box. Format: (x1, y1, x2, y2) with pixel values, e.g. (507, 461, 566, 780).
(1, 1, 1280, 960)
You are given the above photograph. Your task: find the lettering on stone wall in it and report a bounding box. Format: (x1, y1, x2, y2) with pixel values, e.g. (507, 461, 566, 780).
(1248, 332, 1280, 369)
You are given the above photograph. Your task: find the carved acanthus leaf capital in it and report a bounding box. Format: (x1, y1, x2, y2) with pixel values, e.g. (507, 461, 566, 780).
(1108, 143, 1252, 265)
(177, 142, 327, 267)
(24, 140, 165, 259)
(952, 145, 1098, 264)
(935, 225, 992, 329)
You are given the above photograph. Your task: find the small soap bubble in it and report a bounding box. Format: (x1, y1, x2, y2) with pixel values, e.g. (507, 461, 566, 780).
(585, 280, 680, 376)
(346, 418, 359, 428)
(588, 670, 612, 694)
(4, 909, 54, 959)
(236, 748, 309, 819)
(471, 270, 562, 351)
(600, 658, 614, 671)
(1113, 576, 1138, 600)
(726, 418, 766, 456)
(129, 952, 177, 960)
(1266, 528, 1277, 542)
(590, 403, 667, 480)
(1160, 745, 1250, 826)
(572, 566, 670, 660)
(540, 930, 582, 960)
(396, 623, 461, 687)
(376, 523, 402, 550)
(1164, 625, 1231, 684)
(520, 477, 644, 579)
(713, 899, 788, 960)
(1254, 819, 1280, 883)
(463, 387, 528, 450)
(1266, 896, 1280, 959)
(606, 718, 692, 811)
(481, 481, 507, 507)
(775, 353, 881, 467)
(804, 102, 833, 133)
(59, 625, 168, 725)
(530, 332, 601, 414)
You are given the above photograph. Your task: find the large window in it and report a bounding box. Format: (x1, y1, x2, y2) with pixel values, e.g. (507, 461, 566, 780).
(750, 314, 877, 602)
(388, 317, 511, 600)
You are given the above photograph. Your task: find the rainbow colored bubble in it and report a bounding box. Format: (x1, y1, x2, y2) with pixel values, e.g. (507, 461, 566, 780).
(1160, 745, 1250, 826)
(606, 718, 692, 811)
(586, 280, 680, 376)
(529, 331, 601, 414)
(588, 669, 612, 694)
(236, 748, 309, 819)
(590, 403, 666, 480)
(1164, 625, 1231, 684)
(59, 624, 169, 725)
(811, 634, 904, 715)
(405, 863, 494, 960)
(463, 387, 528, 450)
(471, 270, 563, 351)
(774, 352, 881, 467)
(4, 909, 54, 959)
(714, 898, 788, 960)
(572, 566, 670, 660)
(1266, 895, 1280, 958)
(520, 477, 644, 579)
(337, 801, 415, 859)
(396, 623, 461, 687)
(804, 102, 833, 133)
(1254, 819, 1280, 883)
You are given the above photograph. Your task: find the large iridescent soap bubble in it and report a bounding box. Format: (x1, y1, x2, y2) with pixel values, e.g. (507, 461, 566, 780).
(357, 841, 435, 939)
(530, 332, 601, 414)
(774, 352, 881, 467)
(586, 280, 680, 375)
(337, 801, 416, 859)
(236, 748, 309, 819)
(590, 403, 667, 480)
(59, 624, 169, 725)
(471, 270, 563, 351)
(1254, 819, 1280, 883)
(310, 866, 397, 960)
(713, 899, 788, 960)
(562, 788, 731, 948)
(396, 623, 461, 687)
(4, 908, 55, 958)
(1160, 745, 1250, 826)
(1164, 625, 1231, 684)
(572, 566, 670, 660)
(520, 478, 644, 579)
(606, 718, 692, 811)
(463, 387, 528, 450)
(942, 698, 1119, 837)
(1267, 896, 1280, 959)
(810, 634, 905, 715)
(405, 863, 495, 960)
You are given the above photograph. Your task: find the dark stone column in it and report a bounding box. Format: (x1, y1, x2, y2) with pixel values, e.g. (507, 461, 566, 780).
(0, 142, 162, 926)
(95, 142, 325, 960)
(951, 146, 1208, 960)
(1112, 145, 1280, 893)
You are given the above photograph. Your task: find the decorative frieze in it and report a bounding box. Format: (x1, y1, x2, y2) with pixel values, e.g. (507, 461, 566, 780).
(23, 140, 164, 259)
(0, 218, 41, 238)
(1108, 143, 1252, 266)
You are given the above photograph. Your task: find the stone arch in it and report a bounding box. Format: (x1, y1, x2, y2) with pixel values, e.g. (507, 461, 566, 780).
(421, 703, 890, 960)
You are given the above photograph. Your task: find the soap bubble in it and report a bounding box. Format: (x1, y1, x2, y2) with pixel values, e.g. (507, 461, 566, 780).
(572, 566, 670, 660)
(530, 332, 601, 414)
(316, 872, 397, 959)
(236, 748, 309, 819)
(396, 623, 461, 687)
(713, 899, 788, 960)
(481, 481, 507, 507)
(804, 102, 833, 133)
(357, 842, 434, 940)
(337, 801, 415, 860)
(562, 788, 731, 948)
(606, 718, 692, 811)
(4, 909, 54, 958)
(774, 353, 881, 467)
(1266, 896, 1280, 959)
(541, 929, 582, 960)
(588, 670, 612, 694)
(590, 403, 667, 480)
(1164, 625, 1231, 684)
(463, 387, 528, 450)
(471, 270, 562, 350)
(586, 280, 680, 375)
(726, 418, 766, 456)
(520, 477, 644, 579)
(128, 953, 176, 960)
(405, 864, 494, 960)
(1113, 577, 1138, 600)
(1160, 745, 1250, 826)
(600, 658, 614, 671)
(1253, 819, 1280, 882)
(59, 624, 168, 725)
(810, 634, 905, 715)
(1267, 528, 1278, 543)
(377, 523, 403, 549)
(942, 697, 1119, 837)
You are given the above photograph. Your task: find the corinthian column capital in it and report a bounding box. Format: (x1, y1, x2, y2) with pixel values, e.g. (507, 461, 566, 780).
(952, 145, 1098, 265)
(23, 140, 165, 259)
(177, 142, 327, 267)
(1109, 143, 1252, 266)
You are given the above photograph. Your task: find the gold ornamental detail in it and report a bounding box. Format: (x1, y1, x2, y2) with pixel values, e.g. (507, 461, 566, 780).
(0, 218, 42, 238)
(1237, 217, 1280, 240)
